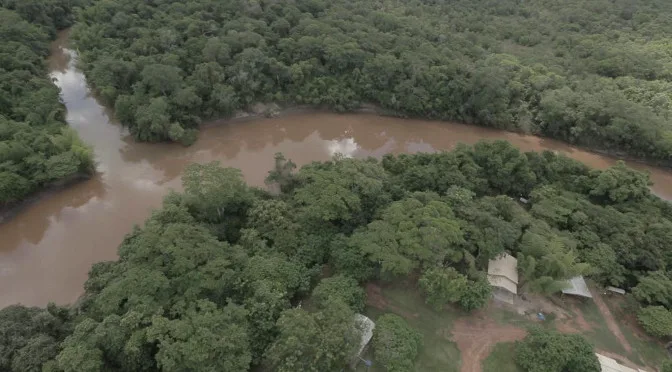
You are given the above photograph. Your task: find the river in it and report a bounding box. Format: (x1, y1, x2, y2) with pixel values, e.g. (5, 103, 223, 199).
(2, 31, 672, 308)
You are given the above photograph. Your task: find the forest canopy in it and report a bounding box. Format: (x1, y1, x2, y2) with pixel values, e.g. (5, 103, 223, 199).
(1, 142, 671, 371)
(72, 0, 672, 161)
(0, 0, 94, 206)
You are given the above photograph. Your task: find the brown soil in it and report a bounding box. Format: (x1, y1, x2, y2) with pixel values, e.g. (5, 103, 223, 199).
(365, 282, 388, 309)
(593, 291, 632, 353)
(365, 282, 419, 318)
(556, 302, 593, 334)
(451, 315, 527, 372)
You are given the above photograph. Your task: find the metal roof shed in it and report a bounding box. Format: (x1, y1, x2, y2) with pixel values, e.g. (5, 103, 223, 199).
(606, 286, 626, 295)
(562, 276, 593, 298)
(350, 313, 375, 370)
(596, 353, 647, 372)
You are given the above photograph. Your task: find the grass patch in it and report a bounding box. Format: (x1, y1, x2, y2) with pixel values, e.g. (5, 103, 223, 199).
(482, 342, 522, 372)
(488, 305, 534, 327)
(357, 281, 461, 372)
(575, 299, 626, 354)
(601, 296, 670, 368)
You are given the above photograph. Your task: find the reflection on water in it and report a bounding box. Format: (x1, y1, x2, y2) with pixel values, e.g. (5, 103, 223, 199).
(2, 30, 672, 308)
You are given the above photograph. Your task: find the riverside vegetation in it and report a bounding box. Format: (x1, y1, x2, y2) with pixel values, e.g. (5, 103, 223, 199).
(71, 0, 672, 162)
(0, 0, 94, 205)
(1, 142, 672, 371)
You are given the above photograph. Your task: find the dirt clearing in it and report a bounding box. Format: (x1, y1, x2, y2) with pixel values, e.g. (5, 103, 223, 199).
(452, 315, 527, 372)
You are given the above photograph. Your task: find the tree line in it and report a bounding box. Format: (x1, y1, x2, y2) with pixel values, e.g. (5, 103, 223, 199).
(0, 0, 94, 206)
(1, 142, 671, 371)
(71, 0, 672, 161)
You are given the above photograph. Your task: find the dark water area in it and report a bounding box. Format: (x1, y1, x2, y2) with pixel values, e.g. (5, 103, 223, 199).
(1, 31, 672, 308)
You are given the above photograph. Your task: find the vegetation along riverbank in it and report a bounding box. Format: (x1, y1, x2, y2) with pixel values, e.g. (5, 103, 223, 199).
(72, 0, 672, 162)
(0, 1, 94, 207)
(2, 143, 672, 371)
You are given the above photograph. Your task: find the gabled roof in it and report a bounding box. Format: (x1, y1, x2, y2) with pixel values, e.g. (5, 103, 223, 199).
(596, 353, 647, 372)
(487, 253, 518, 284)
(354, 314, 375, 357)
(562, 276, 592, 298)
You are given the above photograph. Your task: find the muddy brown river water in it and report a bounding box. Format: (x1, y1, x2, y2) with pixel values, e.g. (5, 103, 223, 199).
(1, 31, 672, 308)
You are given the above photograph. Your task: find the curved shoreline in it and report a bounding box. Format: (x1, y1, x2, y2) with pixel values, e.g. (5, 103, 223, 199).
(0, 173, 92, 224)
(209, 103, 672, 170)
(2, 105, 671, 227)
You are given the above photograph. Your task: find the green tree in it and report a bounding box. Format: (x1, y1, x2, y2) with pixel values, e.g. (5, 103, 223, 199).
(458, 274, 493, 311)
(264, 299, 360, 372)
(515, 327, 600, 372)
(419, 267, 469, 311)
(589, 162, 651, 203)
(0, 305, 72, 372)
(348, 193, 464, 277)
(373, 314, 422, 372)
(632, 271, 672, 308)
(517, 223, 590, 294)
(147, 300, 252, 372)
(312, 275, 366, 312)
(637, 306, 672, 338)
(661, 359, 672, 372)
(181, 161, 253, 231)
(293, 157, 389, 228)
(141, 64, 183, 96)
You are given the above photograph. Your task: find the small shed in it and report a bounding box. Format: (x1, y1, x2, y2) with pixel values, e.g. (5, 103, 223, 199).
(562, 276, 593, 299)
(606, 286, 626, 295)
(350, 314, 375, 369)
(596, 353, 647, 372)
(488, 253, 519, 304)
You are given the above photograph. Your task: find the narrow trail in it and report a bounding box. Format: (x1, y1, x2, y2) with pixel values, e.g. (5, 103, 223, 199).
(593, 291, 632, 353)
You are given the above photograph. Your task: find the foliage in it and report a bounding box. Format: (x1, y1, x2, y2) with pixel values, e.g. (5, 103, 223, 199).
(373, 314, 423, 372)
(515, 327, 600, 372)
(662, 359, 672, 372)
(348, 193, 463, 277)
(632, 271, 672, 308)
(637, 306, 672, 338)
(458, 274, 493, 312)
(419, 267, 468, 311)
(4, 144, 672, 370)
(0, 4, 94, 205)
(71, 0, 672, 162)
(0, 304, 73, 372)
(264, 299, 359, 372)
(312, 275, 366, 312)
(419, 267, 492, 311)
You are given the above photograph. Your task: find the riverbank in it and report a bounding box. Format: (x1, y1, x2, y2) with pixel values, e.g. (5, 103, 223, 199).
(4, 30, 672, 308)
(209, 101, 672, 171)
(0, 173, 92, 224)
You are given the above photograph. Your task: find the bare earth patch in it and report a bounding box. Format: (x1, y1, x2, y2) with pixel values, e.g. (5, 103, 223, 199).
(451, 314, 527, 372)
(556, 302, 593, 334)
(365, 282, 419, 318)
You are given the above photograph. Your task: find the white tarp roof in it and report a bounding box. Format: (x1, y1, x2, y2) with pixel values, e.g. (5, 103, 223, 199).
(596, 353, 647, 372)
(354, 314, 375, 357)
(606, 286, 626, 295)
(488, 253, 518, 294)
(562, 276, 593, 298)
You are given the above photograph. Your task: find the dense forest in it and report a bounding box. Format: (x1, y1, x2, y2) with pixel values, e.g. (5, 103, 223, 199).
(2, 142, 672, 371)
(71, 0, 672, 160)
(0, 0, 94, 206)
